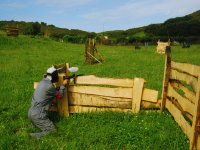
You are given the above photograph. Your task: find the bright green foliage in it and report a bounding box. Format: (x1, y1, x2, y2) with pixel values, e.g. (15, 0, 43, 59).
(0, 34, 199, 149)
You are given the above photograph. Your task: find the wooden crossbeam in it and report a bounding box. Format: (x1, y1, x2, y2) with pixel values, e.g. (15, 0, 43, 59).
(87, 51, 102, 64)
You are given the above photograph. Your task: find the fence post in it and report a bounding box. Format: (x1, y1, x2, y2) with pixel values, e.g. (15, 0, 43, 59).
(132, 78, 145, 113)
(57, 63, 70, 117)
(161, 46, 171, 111)
(190, 74, 200, 150)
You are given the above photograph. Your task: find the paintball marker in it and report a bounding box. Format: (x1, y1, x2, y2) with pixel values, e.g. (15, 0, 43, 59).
(62, 67, 83, 80)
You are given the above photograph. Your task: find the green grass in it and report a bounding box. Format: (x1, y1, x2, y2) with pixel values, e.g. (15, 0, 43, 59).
(1, 34, 199, 149)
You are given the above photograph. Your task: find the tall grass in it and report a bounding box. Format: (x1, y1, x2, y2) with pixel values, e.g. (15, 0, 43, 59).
(0, 34, 199, 149)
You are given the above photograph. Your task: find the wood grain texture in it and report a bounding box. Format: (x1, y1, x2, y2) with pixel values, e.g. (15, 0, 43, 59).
(132, 78, 145, 113)
(166, 99, 192, 139)
(170, 80, 196, 104)
(171, 61, 200, 77)
(167, 84, 194, 116)
(71, 75, 134, 87)
(69, 93, 160, 109)
(170, 69, 198, 92)
(69, 106, 130, 113)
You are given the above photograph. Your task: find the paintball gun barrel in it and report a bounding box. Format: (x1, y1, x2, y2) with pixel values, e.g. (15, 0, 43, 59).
(63, 74, 84, 80)
(61, 67, 83, 80)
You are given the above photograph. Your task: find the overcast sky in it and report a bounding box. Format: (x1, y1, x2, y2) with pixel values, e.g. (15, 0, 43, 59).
(0, 0, 200, 32)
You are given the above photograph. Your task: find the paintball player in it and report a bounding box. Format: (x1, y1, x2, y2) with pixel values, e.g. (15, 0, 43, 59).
(28, 66, 68, 139)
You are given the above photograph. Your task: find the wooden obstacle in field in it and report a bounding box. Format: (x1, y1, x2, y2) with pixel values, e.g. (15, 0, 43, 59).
(85, 38, 104, 64)
(161, 47, 200, 150)
(34, 63, 159, 116)
(68, 76, 159, 114)
(156, 40, 170, 54)
(5, 26, 19, 37)
(134, 41, 140, 49)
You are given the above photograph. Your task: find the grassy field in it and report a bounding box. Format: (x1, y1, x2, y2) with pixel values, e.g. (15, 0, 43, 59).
(0, 33, 199, 149)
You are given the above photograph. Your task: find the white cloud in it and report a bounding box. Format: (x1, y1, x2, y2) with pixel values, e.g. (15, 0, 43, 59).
(82, 0, 200, 24)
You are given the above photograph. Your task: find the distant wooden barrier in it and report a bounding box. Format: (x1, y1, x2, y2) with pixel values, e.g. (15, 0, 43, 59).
(85, 38, 104, 64)
(5, 27, 19, 36)
(161, 47, 200, 150)
(156, 40, 170, 54)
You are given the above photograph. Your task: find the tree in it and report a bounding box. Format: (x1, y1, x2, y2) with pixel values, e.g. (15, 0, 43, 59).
(32, 22, 41, 35)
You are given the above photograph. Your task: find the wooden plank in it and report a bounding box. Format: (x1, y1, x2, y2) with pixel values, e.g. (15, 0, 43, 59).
(142, 89, 158, 103)
(141, 100, 161, 109)
(166, 99, 192, 139)
(69, 85, 132, 98)
(167, 83, 194, 116)
(69, 92, 160, 108)
(170, 80, 196, 104)
(190, 75, 200, 150)
(170, 69, 198, 92)
(69, 106, 130, 113)
(87, 51, 102, 64)
(161, 48, 171, 111)
(69, 93, 132, 109)
(132, 78, 145, 113)
(170, 80, 195, 104)
(71, 75, 134, 87)
(171, 61, 200, 78)
(69, 92, 160, 109)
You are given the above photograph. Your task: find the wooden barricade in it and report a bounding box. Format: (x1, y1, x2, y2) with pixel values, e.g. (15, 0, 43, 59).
(161, 48, 200, 150)
(34, 69, 160, 116)
(85, 38, 104, 64)
(5, 27, 19, 36)
(156, 40, 170, 54)
(68, 75, 159, 113)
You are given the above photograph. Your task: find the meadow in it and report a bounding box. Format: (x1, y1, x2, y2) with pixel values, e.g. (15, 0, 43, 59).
(0, 32, 200, 149)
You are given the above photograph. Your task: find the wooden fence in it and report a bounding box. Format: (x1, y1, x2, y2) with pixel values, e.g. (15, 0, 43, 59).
(34, 63, 160, 116)
(68, 75, 159, 114)
(161, 47, 200, 150)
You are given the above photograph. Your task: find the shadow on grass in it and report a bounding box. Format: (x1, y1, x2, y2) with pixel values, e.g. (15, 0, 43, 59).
(48, 111, 61, 123)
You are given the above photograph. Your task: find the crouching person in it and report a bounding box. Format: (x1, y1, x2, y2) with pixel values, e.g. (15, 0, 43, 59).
(28, 66, 68, 139)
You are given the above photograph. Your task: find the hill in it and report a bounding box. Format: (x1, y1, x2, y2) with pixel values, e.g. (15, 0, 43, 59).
(0, 21, 91, 42)
(145, 10, 200, 38)
(100, 10, 200, 43)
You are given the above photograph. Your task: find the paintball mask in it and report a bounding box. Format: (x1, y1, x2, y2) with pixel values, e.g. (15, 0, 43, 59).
(46, 67, 59, 83)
